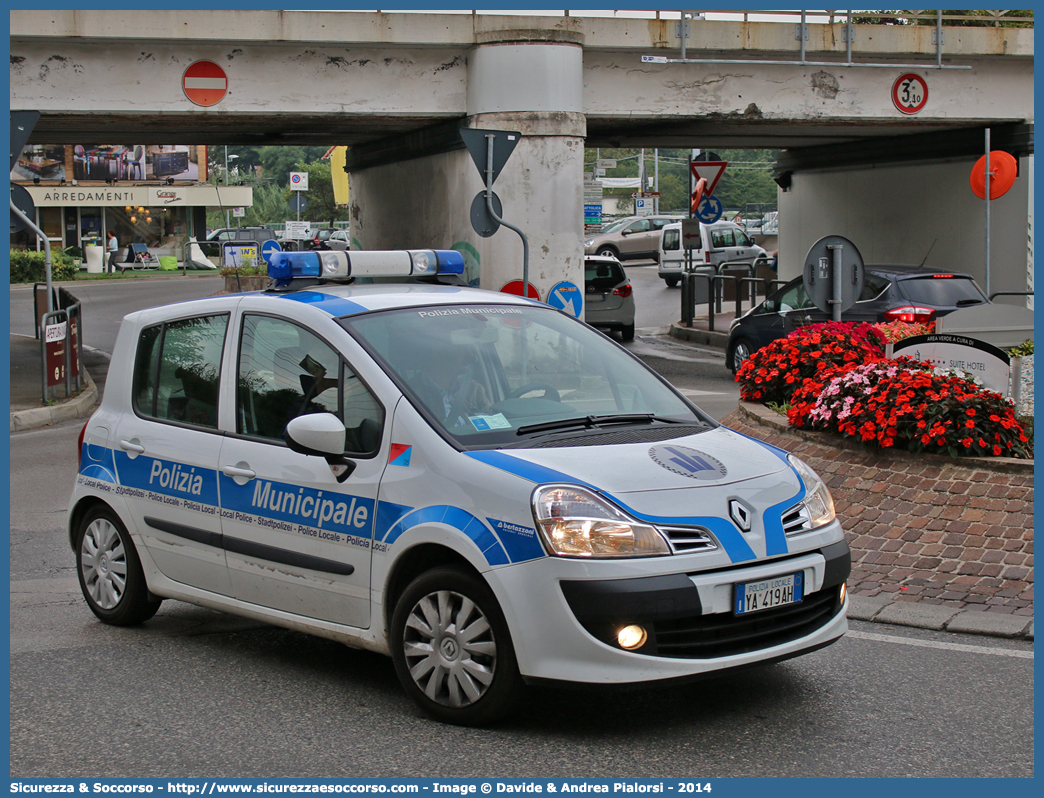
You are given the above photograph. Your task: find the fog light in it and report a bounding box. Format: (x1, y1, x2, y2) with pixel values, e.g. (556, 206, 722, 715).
(617, 625, 648, 650)
(840, 582, 847, 604)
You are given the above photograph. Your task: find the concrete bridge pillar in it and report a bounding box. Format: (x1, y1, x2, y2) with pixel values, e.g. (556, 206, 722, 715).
(348, 30, 586, 308)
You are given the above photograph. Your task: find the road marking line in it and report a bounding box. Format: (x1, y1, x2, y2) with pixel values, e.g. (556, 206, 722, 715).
(680, 389, 724, 397)
(846, 629, 1033, 659)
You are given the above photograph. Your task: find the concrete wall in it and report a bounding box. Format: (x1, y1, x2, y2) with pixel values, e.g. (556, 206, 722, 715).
(777, 158, 1033, 304)
(349, 126, 585, 299)
(582, 55, 1033, 125)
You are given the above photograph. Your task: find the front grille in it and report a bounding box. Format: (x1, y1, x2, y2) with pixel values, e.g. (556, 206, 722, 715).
(661, 526, 718, 553)
(525, 425, 709, 448)
(782, 504, 812, 537)
(652, 585, 842, 659)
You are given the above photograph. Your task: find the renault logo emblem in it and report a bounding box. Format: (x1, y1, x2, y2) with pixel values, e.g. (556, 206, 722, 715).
(729, 500, 752, 532)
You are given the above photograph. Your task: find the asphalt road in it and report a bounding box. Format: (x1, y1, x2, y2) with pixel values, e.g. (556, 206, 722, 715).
(8, 272, 1033, 778)
(8, 419, 1034, 777)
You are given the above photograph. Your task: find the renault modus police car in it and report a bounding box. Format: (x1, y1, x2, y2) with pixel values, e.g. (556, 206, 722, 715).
(70, 248, 849, 726)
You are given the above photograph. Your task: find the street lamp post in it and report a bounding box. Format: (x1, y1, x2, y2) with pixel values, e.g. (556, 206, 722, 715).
(224, 148, 238, 228)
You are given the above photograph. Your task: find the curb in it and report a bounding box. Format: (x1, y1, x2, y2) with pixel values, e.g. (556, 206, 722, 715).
(10, 367, 97, 432)
(668, 322, 728, 349)
(848, 595, 1034, 640)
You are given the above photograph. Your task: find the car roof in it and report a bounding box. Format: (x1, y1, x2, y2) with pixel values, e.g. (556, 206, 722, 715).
(274, 282, 539, 317)
(127, 282, 537, 326)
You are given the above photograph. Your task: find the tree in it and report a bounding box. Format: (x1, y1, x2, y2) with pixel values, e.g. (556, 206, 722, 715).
(585, 147, 779, 216)
(257, 146, 330, 186)
(288, 160, 349, 228)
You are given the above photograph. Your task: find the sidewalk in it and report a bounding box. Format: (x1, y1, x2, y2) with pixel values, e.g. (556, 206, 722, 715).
(9, 328, 1032, 641)
(9, 333, 100, 431)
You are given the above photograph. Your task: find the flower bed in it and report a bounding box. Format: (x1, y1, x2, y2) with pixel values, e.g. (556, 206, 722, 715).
(736, 322, 884, 405)
(736, 321, 1031, 459)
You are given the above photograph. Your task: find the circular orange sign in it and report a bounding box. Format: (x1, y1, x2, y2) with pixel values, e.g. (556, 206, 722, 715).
(970, 151, 1017, 200)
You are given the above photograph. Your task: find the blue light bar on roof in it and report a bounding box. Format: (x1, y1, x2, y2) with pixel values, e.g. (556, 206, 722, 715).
(268, 248, 465, 285)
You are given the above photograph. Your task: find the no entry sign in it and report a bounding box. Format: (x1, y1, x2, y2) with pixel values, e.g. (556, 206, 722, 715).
(183, 61, 228, 107)
(500, 280, 539, 299)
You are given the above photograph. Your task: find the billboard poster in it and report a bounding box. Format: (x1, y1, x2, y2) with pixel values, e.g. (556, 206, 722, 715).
(10, 144, 206, 183)
(11, 144, 67, 181)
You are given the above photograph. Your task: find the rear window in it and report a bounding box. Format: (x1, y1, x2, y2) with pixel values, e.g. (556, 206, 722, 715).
(663, 228, 680, 251)
(585, 259, 626, 292)
(898, 276, 987, 306)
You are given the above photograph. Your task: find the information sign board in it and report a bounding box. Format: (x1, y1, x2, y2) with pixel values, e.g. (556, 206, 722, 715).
(285, 221, 311, 239)
(892, 334, 1011, 395)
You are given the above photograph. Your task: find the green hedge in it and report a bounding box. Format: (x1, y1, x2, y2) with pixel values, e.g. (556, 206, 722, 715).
(9, 249, 77, 283)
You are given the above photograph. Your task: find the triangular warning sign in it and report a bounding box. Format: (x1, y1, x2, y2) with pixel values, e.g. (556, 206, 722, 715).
(460, 128, 522, 186)
(690, 161, 728, 195)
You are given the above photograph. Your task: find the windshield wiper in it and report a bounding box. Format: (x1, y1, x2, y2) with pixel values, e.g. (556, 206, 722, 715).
(516, 413, 683, 437)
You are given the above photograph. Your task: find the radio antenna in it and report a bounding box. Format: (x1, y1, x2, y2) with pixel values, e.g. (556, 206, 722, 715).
(919, 238, 937, 267)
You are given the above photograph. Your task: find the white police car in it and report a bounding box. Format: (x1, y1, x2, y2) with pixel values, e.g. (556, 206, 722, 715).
(70, 248, 849, 726)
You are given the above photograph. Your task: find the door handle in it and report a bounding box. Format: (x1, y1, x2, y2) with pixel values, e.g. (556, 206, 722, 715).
(223, 465, 256, 479)
(119, 439, 145, 454)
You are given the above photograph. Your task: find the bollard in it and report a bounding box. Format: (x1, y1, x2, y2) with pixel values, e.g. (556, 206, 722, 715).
(681, 270, 694, 327)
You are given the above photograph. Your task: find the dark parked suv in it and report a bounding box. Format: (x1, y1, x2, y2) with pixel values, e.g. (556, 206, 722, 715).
(206, 226, 277, 246)
(726, 265, 990, 372)
(309, 229, 335, 250)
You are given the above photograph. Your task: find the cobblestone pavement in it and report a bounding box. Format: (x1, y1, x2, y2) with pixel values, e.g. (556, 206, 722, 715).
(722, 406, 1033, 618)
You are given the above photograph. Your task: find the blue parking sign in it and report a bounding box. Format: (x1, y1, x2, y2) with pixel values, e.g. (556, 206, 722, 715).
(547, 281, 583, 318)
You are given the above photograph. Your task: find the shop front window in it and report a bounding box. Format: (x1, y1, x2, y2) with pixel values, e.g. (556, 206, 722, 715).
(80, 208, 103, 248)
(107, 205, 187, 260)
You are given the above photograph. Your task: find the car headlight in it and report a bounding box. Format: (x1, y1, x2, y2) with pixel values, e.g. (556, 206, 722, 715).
(532, 485, 670, 558)
(584, 238, 594, 247)
(787, 455, 836, 529)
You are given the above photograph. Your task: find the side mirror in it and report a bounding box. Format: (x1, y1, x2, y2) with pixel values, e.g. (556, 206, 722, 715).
(284, 413, 356, 482)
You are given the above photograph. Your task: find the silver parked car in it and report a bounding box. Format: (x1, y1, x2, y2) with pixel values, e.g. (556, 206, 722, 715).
(584, 215, 683, 262)
(326, 229, 351, 251)
(584, 254, 636, 340)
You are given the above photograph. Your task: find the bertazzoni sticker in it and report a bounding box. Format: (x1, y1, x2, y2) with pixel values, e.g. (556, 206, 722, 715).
(649, 444, 728, 481)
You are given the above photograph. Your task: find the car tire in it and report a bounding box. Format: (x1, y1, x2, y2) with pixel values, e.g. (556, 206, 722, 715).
(731, 337, 754, 374)
(754, 258, 768, 271)
(620, 323, 635, 342)
(664, 277, 679, 288)
(390, 566, 524, 726)
(76, 506, 161, 626)
(596, 246, 618, 259)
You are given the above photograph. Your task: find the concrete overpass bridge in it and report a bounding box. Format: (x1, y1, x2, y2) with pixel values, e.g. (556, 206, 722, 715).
(10, 9, 1034, 302)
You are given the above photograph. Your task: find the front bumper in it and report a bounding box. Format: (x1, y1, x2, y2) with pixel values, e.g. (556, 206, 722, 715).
(488, 537, 850, 685)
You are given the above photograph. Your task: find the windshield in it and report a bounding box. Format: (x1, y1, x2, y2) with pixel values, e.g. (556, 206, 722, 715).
(342, 304, 704, 447)
(599, 219, 631, 234)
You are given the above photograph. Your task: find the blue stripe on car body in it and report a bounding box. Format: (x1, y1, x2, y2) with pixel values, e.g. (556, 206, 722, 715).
(279, 291, 369, 317)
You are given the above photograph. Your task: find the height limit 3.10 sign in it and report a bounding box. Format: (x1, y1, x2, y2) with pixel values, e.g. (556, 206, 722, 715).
(892, 73, 928, 115)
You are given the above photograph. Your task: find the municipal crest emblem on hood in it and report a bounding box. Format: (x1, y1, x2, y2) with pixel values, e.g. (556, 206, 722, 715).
(648, 444, 728, 481)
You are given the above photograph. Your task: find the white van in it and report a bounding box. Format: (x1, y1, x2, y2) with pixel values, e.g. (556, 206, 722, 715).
(658, 221, 769, 287)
